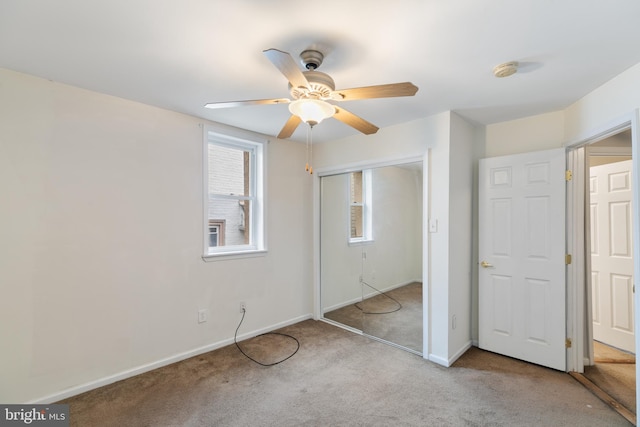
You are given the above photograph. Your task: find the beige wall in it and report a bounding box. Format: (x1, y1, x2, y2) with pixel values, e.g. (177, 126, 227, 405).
(589, 156, 632, 167)
(485, 111, 565, 157)
(0, 68, 313, 403)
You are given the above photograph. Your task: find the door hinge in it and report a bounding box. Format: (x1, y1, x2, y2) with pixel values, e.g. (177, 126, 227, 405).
(565, 170, 573, 181)
(565, 338, 572, 348)
(565, 254, 572, 265)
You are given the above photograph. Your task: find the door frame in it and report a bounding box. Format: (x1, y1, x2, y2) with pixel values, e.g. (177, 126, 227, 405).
(565, 110, 640, 389)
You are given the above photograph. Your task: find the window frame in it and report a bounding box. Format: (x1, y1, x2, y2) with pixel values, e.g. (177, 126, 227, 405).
(203, 125, 266, 260)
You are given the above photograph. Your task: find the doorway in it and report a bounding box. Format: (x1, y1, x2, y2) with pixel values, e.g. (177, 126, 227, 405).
(584, 130, 636, 414)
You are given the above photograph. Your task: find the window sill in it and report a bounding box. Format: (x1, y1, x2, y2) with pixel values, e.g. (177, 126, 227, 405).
(202, 249, 267, 262)
(348, 239, 374, 247)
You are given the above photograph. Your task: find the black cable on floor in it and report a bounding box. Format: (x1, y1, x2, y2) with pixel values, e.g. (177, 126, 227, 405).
(234, 308, 300, 366)
(354, 280, 403, 314)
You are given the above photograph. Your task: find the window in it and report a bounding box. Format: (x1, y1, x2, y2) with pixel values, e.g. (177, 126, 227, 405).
(208, 220, 225, 247)
(204, 127, 265, 258)
(349, 169, 372, 243)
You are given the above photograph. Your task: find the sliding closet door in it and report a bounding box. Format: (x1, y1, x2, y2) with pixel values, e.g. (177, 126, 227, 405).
(320, 173, 364, 332)
(359, 164, 423, 353)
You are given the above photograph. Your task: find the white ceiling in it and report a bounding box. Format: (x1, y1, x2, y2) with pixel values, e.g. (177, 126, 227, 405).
(2, 0, 640, 143)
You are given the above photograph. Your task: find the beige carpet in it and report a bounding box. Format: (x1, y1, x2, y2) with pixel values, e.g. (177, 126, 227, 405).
(60, 320, 633, 426)
(324, 282, 422, 353)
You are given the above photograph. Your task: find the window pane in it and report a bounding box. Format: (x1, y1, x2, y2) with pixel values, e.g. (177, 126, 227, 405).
(350, 205, 363, 238)
(350, 171, 362, 204)
(209, 144, 251, 197)
(209, 226, 219, 247)
(208, 220, 226, 247)
(208, 198, 250, 246)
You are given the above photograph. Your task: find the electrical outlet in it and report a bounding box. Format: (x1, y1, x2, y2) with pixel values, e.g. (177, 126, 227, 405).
(239, 302, 246, 313)
(198, 309, 207, 324)
(452, 314, 457, 330)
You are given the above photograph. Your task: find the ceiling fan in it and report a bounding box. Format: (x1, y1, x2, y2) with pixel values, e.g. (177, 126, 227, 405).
(204, 48, 419, 139)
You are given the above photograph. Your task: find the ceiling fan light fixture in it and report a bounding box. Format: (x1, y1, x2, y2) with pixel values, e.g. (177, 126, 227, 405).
(288, 99, 335, 126)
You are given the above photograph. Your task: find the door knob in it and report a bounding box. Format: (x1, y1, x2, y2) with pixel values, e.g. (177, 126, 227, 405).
(480, 261, 493, 268)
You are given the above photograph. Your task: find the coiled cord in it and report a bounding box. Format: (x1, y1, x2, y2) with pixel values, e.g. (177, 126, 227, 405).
(234, 308, 300, 366)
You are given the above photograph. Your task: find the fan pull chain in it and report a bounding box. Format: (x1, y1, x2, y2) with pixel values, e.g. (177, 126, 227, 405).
(309, 125, 313, 174)
(304, 126, 311, 172)
(305, 124, 313, 174)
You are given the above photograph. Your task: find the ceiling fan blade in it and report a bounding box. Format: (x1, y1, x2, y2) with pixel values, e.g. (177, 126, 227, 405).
(333, 107, 379, 135)
(204, 98, 290, 109)
(277, 115, 303, 139)
(333, 82, 418, 101)
(263, 48, 310, 90)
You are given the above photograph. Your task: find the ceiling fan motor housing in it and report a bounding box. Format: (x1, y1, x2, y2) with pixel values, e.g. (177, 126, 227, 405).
(290, 71, 335, 100)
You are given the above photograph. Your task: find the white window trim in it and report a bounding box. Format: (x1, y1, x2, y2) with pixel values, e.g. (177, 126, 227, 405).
(202, 125, 267, 261)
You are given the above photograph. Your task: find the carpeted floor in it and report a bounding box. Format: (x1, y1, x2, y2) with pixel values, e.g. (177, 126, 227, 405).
(60, 320, 633, 426)
(324, 282, 422, 353)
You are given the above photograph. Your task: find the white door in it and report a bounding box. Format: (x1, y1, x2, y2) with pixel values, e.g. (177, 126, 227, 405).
(479, 148, 566, 371)
(590, 159, 635, 353)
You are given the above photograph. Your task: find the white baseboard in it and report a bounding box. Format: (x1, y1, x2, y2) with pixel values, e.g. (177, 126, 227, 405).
(428, 340, 472, 367)
(362, 279, 420, 299)
(323, 296, 363, 313)
(30, 313, 313, 404)
(428, 353, 450, 367)
(325, 280, 421, 312)
(448, 341, 472, 365)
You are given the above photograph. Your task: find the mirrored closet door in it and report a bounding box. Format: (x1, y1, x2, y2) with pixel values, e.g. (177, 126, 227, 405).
(320, 162, 423, 354)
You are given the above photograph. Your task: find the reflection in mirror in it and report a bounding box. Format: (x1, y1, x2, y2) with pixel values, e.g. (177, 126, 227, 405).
(321, 162, 423, 354)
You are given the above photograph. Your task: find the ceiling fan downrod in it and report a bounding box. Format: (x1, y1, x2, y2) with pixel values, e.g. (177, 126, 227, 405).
(300, 49, 324, 70)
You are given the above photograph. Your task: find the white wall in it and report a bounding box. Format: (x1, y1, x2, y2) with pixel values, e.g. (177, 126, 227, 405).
(486, 61, 640, 154)
(565, 63, 640, 143)
(448, 113, 479, 357)
(0, 68, 313, 403)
